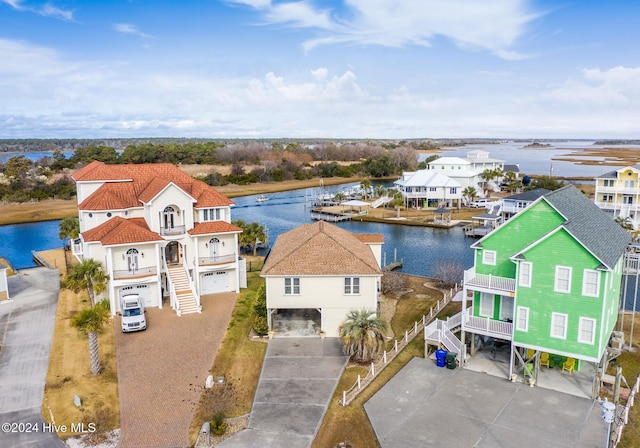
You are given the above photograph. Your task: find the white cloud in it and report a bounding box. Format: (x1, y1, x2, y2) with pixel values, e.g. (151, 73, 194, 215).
(1, 38, 639, 139)
(2, 0, 74, 20)
(547, 66, 640, 106)
(113, 23, 151, 38)
(228, 0, 542, 59)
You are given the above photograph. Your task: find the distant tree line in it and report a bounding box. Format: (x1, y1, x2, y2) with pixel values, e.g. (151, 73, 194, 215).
(0, 141, 419, 202)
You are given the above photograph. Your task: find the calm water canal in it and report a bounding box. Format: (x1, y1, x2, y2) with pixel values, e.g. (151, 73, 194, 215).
(1, 181, 638, 310)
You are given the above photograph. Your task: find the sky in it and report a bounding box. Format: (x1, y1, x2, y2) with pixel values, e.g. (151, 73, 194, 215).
(1, 0, 639, 140)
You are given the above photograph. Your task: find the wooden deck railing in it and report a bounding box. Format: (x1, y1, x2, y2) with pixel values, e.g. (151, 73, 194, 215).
(340, 283, 461, 406)
(611, 374, 640, 447)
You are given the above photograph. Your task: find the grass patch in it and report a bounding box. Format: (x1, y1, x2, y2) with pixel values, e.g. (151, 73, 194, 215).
(42, 286, 119, 439)
(189, 256, 268, 445)
(613, 314, 640, 448)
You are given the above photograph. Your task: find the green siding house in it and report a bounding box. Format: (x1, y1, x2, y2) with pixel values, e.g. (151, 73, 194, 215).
(462, 185, 630, 385)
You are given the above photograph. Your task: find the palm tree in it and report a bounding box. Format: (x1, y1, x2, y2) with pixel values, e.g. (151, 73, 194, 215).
(58, 217, 80, 250)
(374, 184, 387, 198)
(360, 178, 372, 200)
(333, 191, 347, 203)
(391, 190, 405, 218)
(462, 186, 478, 206)
(615, 215, 634, 231)
(480, 169, 494, 197)
(71, 299, 111, 375)
(503, 171, 519, 193)
(66, 258, 109, 306)
(247, 222, 268, 256)
(232, 219, 250, 253)
(339, 309, 388, 363)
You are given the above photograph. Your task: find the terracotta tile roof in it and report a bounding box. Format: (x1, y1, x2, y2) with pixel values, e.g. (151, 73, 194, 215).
(261, 221, 383, 276)
(73, 162, 233, 210)
(189, 221, 243, 236)
(82, 217, 163, 246)
(354, 234, 384, 243)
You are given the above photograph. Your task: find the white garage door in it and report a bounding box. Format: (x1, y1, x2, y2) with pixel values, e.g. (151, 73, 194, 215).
(120, 284, 153, 307)
(201, 271, 230, 295)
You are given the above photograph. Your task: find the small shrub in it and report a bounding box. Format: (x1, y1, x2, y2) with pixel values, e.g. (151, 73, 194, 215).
(211, 412, 227, 435)
(252, 316, 268, 336)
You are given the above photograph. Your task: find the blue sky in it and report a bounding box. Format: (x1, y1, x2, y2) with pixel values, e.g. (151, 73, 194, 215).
(1, 0, 639, 139)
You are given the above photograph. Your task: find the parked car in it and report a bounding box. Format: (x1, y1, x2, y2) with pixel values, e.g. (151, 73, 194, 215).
(120, 294, 147, 333)
(470, 199, 491, 208)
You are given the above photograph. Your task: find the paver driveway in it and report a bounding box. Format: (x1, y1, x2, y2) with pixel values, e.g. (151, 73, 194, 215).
(115, 292, 236, 448)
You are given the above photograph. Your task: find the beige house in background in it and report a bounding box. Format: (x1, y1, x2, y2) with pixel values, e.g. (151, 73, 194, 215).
(261, 221, 383, 338)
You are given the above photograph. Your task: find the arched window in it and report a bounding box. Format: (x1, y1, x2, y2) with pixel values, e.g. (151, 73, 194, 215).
(163, 206, 176, 230)
(208, 237, 221, 258)
(126, 248, 139, 272)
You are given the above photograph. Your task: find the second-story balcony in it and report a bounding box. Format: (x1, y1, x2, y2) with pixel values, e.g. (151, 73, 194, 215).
(464, 267, 516, 294)
(462, 307, 513, 340)
(113, 266, 157, 280)
(198, 254, 237, 266)
(160, 225, 186, 237)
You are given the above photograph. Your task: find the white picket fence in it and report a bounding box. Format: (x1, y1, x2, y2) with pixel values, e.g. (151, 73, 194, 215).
(611, 374, 640, 447)
(339, 284, 461, 406)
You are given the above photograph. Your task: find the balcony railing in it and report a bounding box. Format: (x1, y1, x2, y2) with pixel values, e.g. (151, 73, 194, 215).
(463, 308, 513, 340)
(464, 267, 516, 293)
(596, 186, 640, 195)
(160, 225, 186, 236)
(198, 254, 236, 266)
(112, 266, 157, 280)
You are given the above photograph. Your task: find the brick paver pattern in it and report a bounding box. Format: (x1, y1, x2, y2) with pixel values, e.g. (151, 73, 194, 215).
(115, 293, 237, 448)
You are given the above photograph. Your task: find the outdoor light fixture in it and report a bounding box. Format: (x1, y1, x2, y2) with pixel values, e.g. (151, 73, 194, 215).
(205, 243, 208, 248)
(141, 252, 144, 258)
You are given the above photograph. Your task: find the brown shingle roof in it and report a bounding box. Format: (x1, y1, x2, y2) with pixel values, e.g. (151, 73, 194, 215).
(354, 234, 384, 243)
(261, 221, 383, 276)
(82, 217, 163, 246)
(73, 162, 233, 211)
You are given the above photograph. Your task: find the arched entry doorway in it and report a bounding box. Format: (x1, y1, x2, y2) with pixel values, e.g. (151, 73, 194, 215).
(165, 241, 180, 265)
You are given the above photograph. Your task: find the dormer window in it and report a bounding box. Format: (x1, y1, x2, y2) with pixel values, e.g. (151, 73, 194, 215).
(203, 208, 222, 222)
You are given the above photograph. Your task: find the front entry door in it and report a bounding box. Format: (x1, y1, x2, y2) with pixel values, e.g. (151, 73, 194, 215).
(165, 241, 179, 265)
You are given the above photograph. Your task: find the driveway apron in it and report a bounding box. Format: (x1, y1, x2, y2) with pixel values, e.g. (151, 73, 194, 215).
(365, 357, 609, 448)
(218, 337, 348, 448)
(0, 267, 66, 448)
(115, 292, 237, 448)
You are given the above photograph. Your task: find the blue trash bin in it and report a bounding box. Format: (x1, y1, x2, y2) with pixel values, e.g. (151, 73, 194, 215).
(435, 349, 447, 367)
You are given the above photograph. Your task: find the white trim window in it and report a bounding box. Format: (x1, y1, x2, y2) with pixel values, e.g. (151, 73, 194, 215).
(519, 262, 532, 287)
(516, 306, 529, 332)
(554, 266, 572, 293)
(202, 208, 222, 222)
(482, 250, 496, 266)
(284, 277, 300, 295)
(479, 293, 494, 318)
(344, 277, 360, 294)
(578, 317, 596, 344)
(550, 312, 568, 339)
(582, 270, 600, 297)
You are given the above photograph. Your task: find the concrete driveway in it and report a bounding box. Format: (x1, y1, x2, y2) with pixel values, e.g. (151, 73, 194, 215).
(115, 292, 237, 448)
(0, 267, 66, 448)
(218, 337, 348, 448)
(365, 357, 609, 448)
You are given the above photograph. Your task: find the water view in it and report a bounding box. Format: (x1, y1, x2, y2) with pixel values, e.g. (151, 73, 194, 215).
(0, 220, 65, 269)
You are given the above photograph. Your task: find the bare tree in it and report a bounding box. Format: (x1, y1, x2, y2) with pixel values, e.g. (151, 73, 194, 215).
(381, 271, 409, 296)
(432, 259, 463, 289)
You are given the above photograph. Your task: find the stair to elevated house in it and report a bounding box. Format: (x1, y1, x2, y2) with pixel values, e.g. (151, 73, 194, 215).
(167, 265, 201, 315)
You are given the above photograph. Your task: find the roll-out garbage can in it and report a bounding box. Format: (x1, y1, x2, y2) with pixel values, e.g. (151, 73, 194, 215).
(435, 349, 447, 367)
(445, 352, 457, 369)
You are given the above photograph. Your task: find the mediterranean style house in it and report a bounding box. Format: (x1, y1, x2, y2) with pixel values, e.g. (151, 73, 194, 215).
(393, 170, 462, 208)
(71, 161, 245, 316)
(261, 221, 383, 337)
(460, 185, 630, 387)
(594, 164, 640, 230)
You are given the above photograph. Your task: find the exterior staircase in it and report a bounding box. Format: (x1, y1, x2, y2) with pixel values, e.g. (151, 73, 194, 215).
(167, 265, 201, 315)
